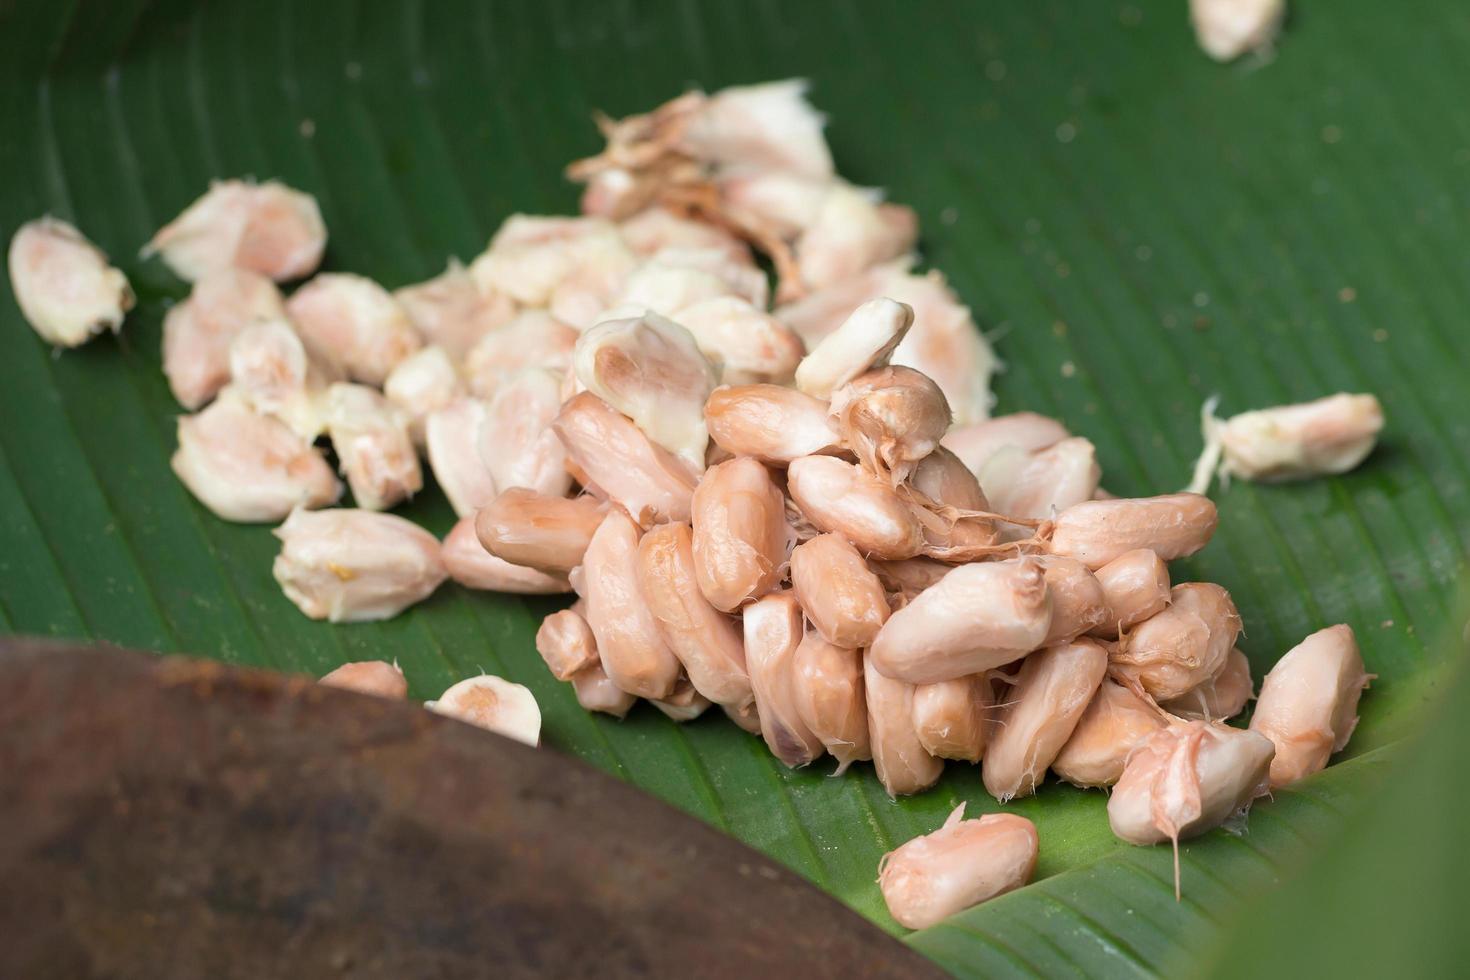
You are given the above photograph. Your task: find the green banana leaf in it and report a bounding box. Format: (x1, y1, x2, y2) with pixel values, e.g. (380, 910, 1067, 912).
(2, 0, 1465, 975)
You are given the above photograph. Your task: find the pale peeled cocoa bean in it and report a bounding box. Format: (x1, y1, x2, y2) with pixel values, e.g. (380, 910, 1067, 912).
(428, 675, 541, 747)
(475, 488, 604, 575)
(743, 592, 825, 767)
(442, 516, 571, 594)
(869, 559, 1052, 685)
(144, 179, 326, 283)
(1192, 393, 1385, 492)
(791, 632, 870, 774)
(553, 392, 698, 527)
(581, 509, 682, 700)
(1191, 0, 1285, 62)
(1163, 647, 1254, 721)
(287, 272, 421, 386)
(940, 412, 1070, 476)
(1036, 556, 1109, 645)
(790, 533, 889, 648)
(535, 608, 602, 681)
(324, 382, 421, 511)
(636, 522, 754, 710)
(879, 804, 1037, 930)
(383, 345, 462, 446)
(794, 296, 913, 399)
(672, 295, 805, 384)
(786, 455, 926, 559)
(164, 268, 286, 410)
(1089, 548, 1172, 639)
(793, 185, 917, 294)
(829, 365, 951, 484)
(1112, 582, 1240, 700)
(231, 318, 334, 441)
(319, 661, 408, 700)
(1052, 679, 1170, 789)
(393, 260, 516, 359)
(984, 638, 1108, 801)
(10, 217, 133, 348)
(1249, 625, 1372, 788)
(864, 653, 943, 797)
(691, 457, 792, 612)
(981, 437, 1099, 530)
(272, 508, 446, 622)
(912, 674, 990, 763)
(704, 384, 840, 463)
(1047, 493, 1218, 570)
(482, 367, 572, 499)
(425, 398, 499, 519)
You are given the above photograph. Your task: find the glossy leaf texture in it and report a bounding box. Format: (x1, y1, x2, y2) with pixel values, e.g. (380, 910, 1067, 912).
(1, 1, 1466, 976)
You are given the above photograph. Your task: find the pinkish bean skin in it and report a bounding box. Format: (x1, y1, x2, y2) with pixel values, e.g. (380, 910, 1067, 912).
(581, 509, 682, 700)
(475, 489, 605, 575)
(790, 533, 890, 649)
(1037, 556, 1109, 645)
(1048, 493, 1219, 570)
(912, 674, 989, 763)
(552, 392, 697, 527)
(791, 632, 870, 773)
(1112, 582, 1241, 700)
(535, 608, 601, 681)
(691, 457, 792, 612)
(441, 516, 572, 594)
(786, 455, 926, 559)
(879, 805, 1038, 930)
(1249, 624, 1371, 788)
(743, 592, 825, 767)
(704, 384, 841, 464)
(864, 654, 944, 797)
(829, 365, 951, 483)
(868, 559, 1052, 685)
(1052, 679, 1170, 789)
(319, 661, 409, 699)
(1089, 549, 1172, 639)
(983, 638, 1109, 801)
(636, 522, 753, 709)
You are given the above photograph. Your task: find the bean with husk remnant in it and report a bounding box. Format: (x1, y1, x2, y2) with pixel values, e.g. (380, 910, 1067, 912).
(1162, 647, 1253, 721)
(1089, 548, 1172, 639)
(794, 296, 913, 399)
(1112, 582, 1241, 701)
(830, 365, 952, 485)
(1046, 492, 1218, 569)
(743, 592, 826, 767)
(791, 632, 870, 774)
(1052, 678, 1170, 789)
(786, 455, 925, 559)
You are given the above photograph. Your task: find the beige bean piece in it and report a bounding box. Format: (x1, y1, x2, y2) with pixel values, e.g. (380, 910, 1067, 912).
(717, 170, 830, 238)
(830, 365, 951, 484)
(384, 345, 462, 446)
(319, 660, 409, 700)
(324, 383, 421, 511)
(1192, 393, 1385, 492)
(879, 804, 1038, 930)
(441, 516, 571, 594)
(1037, 556, 1109, 645)
(619, 207, 751, 264)
(867, 557, 953, 601)
(793, 185, 917, 295)
(570, 662, 638, 719)
(475, 489, 603, 575)
(790, 533, 890, 648)
(680, 80, 835, 179)
(984, 638, 1109, 801)
(704, 384, 840, 464)
(469, 214, 634, 308)
(912, 674, 990, 763)
(1052, 679, 1170, 789)
(1047, 493, 1219, 570)
(464, 310, 579, 399)
(172, 392, 341, 523)
(1089, 549, 1172, 639)
(1191, 0, 1285, 62)
(636, 522, 753, 710)
(869, 559, 1052, 685)
(163, 268, 287, 410)
(482, 367, 572, 499)
(612, 246, 768, 316)
(553, 392, 697, 527)
(980, 437, 1100, 529)
(9, 217, 133, 348)
(286, 272, 421, 386)
(573, 311, 718, 470)
(425, 398, 499, 518)
(229, 318, 333, 441)
(743, 592, 825, 768)
(791, 633, 870, 773)
(144, 179, 326, 283)
(1108, 722, 1275, 879)
(691, 457, 792, 612)
(428, 675, 541, 747)
(1249, 624, 1371, 788)
(272, 508, 446, 622)
(794, 296, 913, 399)
(581, 509, 682, 700)
(535, 608, 602, 681)
(940, 412, 1071, 476)
(393, 259, 516, 358)
(864, 654, 944, 797)
(672, 295, 805, 385)
(1163, 647, 1254, 721)
(650, 676, 714, 722)
(1112, 583, 1241, 700)
(786, 455, 925, 559)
